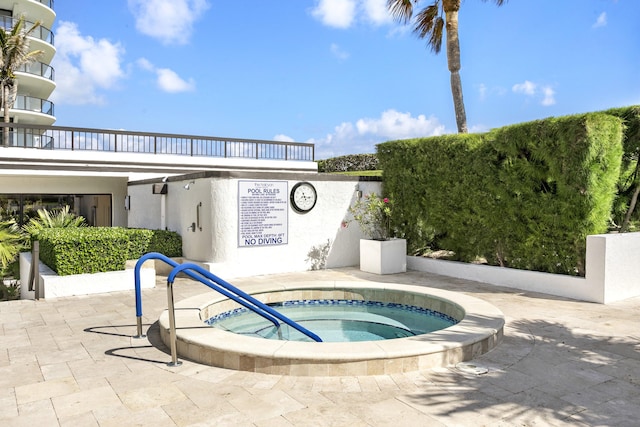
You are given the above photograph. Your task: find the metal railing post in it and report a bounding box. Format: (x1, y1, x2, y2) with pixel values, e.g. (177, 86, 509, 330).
(166, 279, 182, 367)
(29, 241, 40, 299)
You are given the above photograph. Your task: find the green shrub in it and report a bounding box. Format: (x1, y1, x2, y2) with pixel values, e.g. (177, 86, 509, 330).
(36, 227, 183, 276)
(378, 112, 624, 276)
(38, 228, 130, 275)
(318, 153, 378, 172)
(602, 105, 640, 230)
(147, 229, 182, 257)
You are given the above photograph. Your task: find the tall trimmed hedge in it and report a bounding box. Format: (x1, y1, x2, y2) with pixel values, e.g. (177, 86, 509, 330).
(378, 112, 624, 276)
(603, 106, 640, 228)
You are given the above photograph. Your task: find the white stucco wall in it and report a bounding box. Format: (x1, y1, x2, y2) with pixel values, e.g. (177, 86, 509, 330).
(127, 173, 380, 278)
(0, 174, 129, 227)
(408, 232, 640, 304)
(19, 252, 156, 299)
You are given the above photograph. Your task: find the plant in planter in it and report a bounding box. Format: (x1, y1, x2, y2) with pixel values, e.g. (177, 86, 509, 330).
(346, 192, 394, 241)
(345, 192, 406, 274)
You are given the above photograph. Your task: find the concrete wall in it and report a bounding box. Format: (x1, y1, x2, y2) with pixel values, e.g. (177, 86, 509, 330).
(585, 232, 640, 303)
(19, 252, 156, 299)
(0, 174, 129, 227)
(408, 232, 640, 304)
(128, 172, 381, 278)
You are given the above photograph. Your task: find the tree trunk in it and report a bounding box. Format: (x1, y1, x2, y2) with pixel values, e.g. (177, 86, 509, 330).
(444, 3, 468, 134)
(621, 180, 640, 232)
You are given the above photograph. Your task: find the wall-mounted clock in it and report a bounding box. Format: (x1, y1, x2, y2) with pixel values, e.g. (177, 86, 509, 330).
(290, 182, 317, 213)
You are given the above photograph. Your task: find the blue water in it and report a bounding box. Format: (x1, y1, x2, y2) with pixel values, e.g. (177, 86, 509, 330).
(206, 299, 459, 342)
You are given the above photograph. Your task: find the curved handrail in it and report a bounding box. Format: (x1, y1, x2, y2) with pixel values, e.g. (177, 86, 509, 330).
(133, 252, 281, 338)
(168, 263, 322, 343)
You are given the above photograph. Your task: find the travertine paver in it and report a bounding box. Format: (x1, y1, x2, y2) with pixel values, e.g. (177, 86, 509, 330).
(1, 267, 640, 426)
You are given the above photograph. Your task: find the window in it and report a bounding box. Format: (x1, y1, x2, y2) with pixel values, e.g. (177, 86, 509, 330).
(0, 194, 112, 226)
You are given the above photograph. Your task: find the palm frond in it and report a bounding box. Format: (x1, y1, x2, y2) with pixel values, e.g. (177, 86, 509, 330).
(387, 0, 415, 24)
(0, 220, 23, 271)
(413, 4, 440, 36)
(22, 206, 87, 237)
(429, 17, 445, 53)
(413, 5, 444, 55)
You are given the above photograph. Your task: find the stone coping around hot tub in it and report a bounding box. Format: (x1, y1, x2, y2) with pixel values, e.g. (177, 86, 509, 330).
(158, 281, 504, 375)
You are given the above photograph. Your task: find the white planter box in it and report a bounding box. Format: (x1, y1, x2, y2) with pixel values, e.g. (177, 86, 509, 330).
(359, 238, 407, 275)
(19, 252, 156, 299)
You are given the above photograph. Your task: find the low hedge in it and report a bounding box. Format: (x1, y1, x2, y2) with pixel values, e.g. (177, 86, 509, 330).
(36, 228, 182, 276)
(318, 153, 378, 172)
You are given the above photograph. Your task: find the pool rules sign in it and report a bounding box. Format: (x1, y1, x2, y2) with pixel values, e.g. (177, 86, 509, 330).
(238, 180, 288, 247)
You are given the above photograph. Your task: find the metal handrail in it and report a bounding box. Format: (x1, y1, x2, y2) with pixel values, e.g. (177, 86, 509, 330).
(36, 0, 55, 9)
(133, 252, 280, 339)
(13, 95, 54, 116)
(17, 61, 55, 81)
(134, 253, 322, 366)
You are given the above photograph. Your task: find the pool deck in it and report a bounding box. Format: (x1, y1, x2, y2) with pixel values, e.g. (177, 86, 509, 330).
(1, 267, 639, 426)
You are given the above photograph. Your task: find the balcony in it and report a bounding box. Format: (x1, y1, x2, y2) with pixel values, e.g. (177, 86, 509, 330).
(11, 95, 54, 115)
(0, 0, 56, 28)
(15, 61, 56, 99)
(17, 61, 54, 81)
(0, 123, 315, 161)
(1, 95, 55, 125)
(0, 16, 54, 45)
(34, 0, 54, 8)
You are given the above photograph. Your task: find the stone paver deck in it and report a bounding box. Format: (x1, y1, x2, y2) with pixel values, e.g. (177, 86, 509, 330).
(1, 268, 639, 426)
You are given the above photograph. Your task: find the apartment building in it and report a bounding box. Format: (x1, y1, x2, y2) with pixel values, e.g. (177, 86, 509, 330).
(0, 0, 55, 126)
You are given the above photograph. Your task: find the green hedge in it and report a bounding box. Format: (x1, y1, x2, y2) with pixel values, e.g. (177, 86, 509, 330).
(603, 106, 640, 228)
(318, 153, 378, 172)
(37, 228, 182, 276)
(378, 112, 624, 276)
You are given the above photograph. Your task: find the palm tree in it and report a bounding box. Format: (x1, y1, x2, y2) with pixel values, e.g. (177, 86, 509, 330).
(0, 15, 44, 145)
(387, 0, 508, 133)
(0, 219, 23, 275)
(22, 205, 87, 237)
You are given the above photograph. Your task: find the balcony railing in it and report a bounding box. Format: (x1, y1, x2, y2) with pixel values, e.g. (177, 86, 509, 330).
(0, 16, 54, 45)
(0, 123, 315, 161)
(12, 95, 55, 116)
(17, 61, 54, 81)
(35, 0, 55, 9)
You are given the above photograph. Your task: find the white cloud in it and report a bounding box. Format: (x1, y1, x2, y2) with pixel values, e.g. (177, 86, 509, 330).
(311, 0, 392, 29)
(512, 80, 536, 96)
(51, 21, 125, 105)
(477, 83, 507, 102)
(478, 83, 487, 101)
(355, 109, 444, 138)
(512, 80, 556, 106)
(593, 12, 607, 28)
(310, 109, 446, 158)
(330, 43, 350, 60)
(362, 0, 393, 26)
(137, 58, 195, 93)
(157, 69, 195, 93)
(541, 86, 556, 106)
(273, 134, 295, 143)
(311, 0, 357, 29)
(136, 57, 154, 72)
(128, 0, 209, 45)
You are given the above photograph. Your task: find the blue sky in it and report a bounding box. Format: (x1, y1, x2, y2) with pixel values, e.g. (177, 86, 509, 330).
(50, 0, 639, 160)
